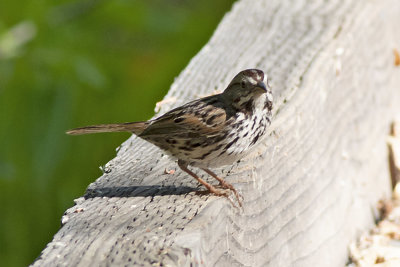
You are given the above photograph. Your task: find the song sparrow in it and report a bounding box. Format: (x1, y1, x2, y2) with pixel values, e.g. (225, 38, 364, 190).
(67, 69, 273, 206)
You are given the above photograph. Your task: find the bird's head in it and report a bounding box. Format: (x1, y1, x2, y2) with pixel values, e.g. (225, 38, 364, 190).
(223, 69, 272, 112)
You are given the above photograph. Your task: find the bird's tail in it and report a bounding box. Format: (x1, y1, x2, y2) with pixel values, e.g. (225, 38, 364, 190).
(66, 122, 148, 135)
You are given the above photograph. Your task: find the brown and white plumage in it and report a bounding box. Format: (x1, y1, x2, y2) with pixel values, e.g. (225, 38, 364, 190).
(67, 69, 273, 206)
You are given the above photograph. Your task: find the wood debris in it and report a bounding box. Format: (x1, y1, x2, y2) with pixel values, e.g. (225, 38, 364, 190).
(348, 121, 400, 267)
(348, 197, 400, 267)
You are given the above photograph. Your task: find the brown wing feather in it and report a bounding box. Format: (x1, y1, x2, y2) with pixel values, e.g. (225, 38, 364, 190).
(139, 97, 227, 138)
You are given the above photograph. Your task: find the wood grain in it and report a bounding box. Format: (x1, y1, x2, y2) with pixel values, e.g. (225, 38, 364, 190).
(32, 0, 400, 266)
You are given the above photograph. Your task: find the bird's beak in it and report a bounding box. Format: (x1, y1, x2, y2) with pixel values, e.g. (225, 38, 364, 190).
(256, 81, 267, 92)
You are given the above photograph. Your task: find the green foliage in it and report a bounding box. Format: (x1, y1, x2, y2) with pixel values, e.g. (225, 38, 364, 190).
(0, 0, 235, 266)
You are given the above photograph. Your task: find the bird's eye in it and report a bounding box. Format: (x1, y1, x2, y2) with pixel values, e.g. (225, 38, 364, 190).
(241, 81, 246, 88)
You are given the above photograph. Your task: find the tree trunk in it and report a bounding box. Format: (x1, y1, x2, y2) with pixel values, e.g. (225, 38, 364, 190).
(32, 0, 400, 266)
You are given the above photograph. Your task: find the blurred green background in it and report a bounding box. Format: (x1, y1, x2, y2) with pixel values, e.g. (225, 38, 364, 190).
(0, 0, 235, 266)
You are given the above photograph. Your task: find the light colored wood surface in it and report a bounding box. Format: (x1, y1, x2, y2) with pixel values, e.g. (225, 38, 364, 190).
(32, 0, 400, 266)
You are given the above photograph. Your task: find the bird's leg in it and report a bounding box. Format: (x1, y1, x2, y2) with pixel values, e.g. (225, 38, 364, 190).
(201, 168, 234, 188)
(177, 160, 228, 197)
(201, 168, 243, 206)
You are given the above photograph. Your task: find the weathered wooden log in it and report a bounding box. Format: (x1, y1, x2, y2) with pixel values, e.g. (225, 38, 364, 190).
(32, 0, 400, 266)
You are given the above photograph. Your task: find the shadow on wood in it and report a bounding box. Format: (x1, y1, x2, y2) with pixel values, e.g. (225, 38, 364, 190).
(84, 185, 198, 198)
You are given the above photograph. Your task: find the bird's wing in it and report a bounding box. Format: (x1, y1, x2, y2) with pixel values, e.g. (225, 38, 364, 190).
(139, 97, 228, 138)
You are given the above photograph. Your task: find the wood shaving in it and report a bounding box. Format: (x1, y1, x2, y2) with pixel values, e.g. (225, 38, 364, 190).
(154, 97, 177, 113)
(394, 49, 400, 66)
(164, 168, 175, 175)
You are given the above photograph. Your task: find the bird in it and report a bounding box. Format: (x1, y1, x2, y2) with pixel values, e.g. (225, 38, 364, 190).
(67, 69, 273, 206)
